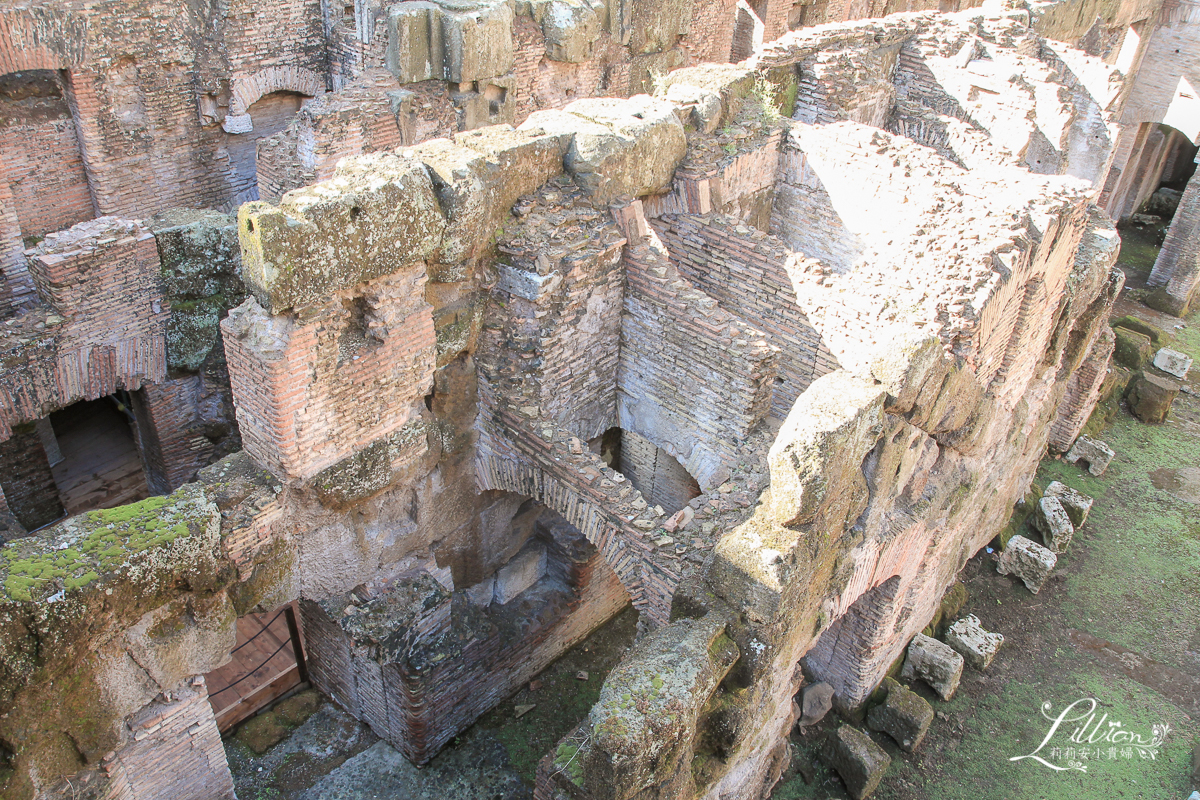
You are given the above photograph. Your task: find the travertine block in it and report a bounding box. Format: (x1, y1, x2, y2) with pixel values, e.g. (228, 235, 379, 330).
(1043, 481, 1093, 527)
(493, 544, 547, 604)
(1064, 435, 1114, 476)
(866, 677, 933, 752)
(997, 535, 1057, 594)
(899, 633, 963, 701)
(1153, 347, 1192, 379)
(821, 725, 891, 800)
(1127, 370, 1180, 424)
(1030, 495, 1074, 554)
(944, 614, 1004, 670)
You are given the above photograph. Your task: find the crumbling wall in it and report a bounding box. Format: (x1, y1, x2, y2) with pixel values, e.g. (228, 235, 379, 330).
(0, 218, 168, 441)
(535, 10, 1126, 799)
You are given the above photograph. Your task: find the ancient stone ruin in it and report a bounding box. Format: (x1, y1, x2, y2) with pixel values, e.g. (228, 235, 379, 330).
(0, 0, 1196, 797)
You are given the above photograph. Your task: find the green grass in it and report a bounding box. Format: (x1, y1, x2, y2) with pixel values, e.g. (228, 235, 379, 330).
(776, 662, 1197, 800)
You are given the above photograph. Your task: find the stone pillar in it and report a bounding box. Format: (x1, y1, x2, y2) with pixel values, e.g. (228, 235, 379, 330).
(1147, 152, 1200, 316)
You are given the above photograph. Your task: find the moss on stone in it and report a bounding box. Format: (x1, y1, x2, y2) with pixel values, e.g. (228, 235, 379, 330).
(0, 486, 217, 603)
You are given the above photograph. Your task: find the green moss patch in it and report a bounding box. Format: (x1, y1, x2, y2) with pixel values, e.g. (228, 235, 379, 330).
(0, 487, 214, 603)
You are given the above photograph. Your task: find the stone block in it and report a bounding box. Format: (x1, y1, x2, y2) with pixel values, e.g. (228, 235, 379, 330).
(538, 0, 602, 62)
(1153, 347, 1192, 379)
(1043, 481, 1093, 527)
(899, 634, 963, 701)
(523, 96, 687, 204)
(239, 154, 446, 313)
(821, 725, 891, 800)
(1112, 326, 1153, 370)
(1127, 370, 1180, 424)
(1064, 435, 1114, 476)
(493, 544, 547, 604)
(387, 0, 514, 85)
(664, 83, 723, 134)
(442, 0, 515, 83)
(866, 677, 933, 752)
(387, 2, 442, 83)
(1030, 495, 1074, 554)
(944, 614, 1004, 670)
(466, 575, 495, 606)
(996, 535, 1057, 594)
(798, 681, 835, 727)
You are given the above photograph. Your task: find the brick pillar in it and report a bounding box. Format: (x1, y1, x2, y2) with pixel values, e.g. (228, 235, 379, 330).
(100, 678, 236, 800)
(1147, 153, 1200, 316)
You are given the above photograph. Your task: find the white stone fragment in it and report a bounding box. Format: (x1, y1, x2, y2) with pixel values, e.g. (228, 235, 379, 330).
(996, 534, 1057, 594)
(1030, 495, 1074, 554)
(944, 614, 1004, 670)
(899, 633, 963, 700)
(1043, 481, 1093, 527)
(1153, 347, 1192, 379)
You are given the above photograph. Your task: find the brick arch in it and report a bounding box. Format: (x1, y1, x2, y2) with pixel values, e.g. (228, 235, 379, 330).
(227, 66, 325, 118)
(475, 448, 678, 628)
(0, 7, 87, 74)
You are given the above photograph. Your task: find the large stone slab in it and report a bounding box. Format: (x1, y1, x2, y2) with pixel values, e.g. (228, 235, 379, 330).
(239, 154, 446, 313)
(298, 734, 527, 800)
(521, 95, 687, 204)
(492, 544, 547, 604)
(944, 614, 1004, 670)
(821, 725, 891, 799)
(997, 534, 1057, 594)
(899, 634, 963, 701)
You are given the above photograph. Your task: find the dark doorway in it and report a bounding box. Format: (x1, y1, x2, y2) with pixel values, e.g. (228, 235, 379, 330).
(48, 395, 149, 516)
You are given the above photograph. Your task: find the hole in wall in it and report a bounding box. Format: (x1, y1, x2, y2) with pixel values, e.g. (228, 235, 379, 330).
(592, 428, 701, 514)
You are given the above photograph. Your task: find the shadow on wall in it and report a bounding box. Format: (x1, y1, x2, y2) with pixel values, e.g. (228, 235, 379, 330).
(890, 35, 1114, 183)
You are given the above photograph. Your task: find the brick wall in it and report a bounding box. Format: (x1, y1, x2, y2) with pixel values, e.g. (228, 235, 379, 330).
(616, 429, 702, 514)
(0, 217, 168, 440)
(100, 678, 236, 800)
(0, 422, 63, 531)
(0, 70, 94, 238)
(478, 180, 628, 441)
(222, 266, 437, 481)
(615, 201, 779, 489)
(655, 213, 840, 419)
(1147, 157, 1200, 311)
(131, 377, 218, 495)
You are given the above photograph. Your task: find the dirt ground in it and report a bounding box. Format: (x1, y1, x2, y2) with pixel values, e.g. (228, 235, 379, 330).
(775, 221, 1200, 800)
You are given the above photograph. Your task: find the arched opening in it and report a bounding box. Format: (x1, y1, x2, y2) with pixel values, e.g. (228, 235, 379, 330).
(0, 69, 94, 241)
(225, 90, 311, 205)
(591, 427, 702, 515)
